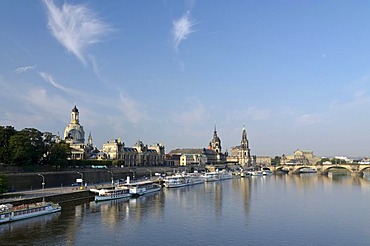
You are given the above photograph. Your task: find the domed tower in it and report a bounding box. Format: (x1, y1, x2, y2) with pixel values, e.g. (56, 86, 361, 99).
(64, 105, 85, 143)
(210, 125, 222, 154)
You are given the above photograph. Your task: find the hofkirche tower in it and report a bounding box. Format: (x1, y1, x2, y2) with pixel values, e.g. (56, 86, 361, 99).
(230, 125, 252, 167)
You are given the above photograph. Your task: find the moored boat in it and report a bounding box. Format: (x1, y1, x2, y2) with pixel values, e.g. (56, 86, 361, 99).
(163, 174, 190, 188)
(202, 170, 233, 182)
(248, 171, 264, 176)
(92, 187, 131, 202)
(0, 201, 61, 224)
(299, 167, 317, 174)
(202, 172, 221, 182)
(163, 172, 205, 188)
(121, 177, 161, 196)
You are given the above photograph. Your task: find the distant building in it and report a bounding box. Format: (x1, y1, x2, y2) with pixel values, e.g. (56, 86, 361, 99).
(282, 149, 320, 165)
(256, 156, 271, 166)
(167, 126, 228, 165)
(180, 154, 207, 166)
(228, 126, 252, 167)
(102, 139, 165, 166)
(63, 105, 90, 160)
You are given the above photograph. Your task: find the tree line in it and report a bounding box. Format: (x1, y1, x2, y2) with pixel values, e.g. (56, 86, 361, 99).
(0, 126, 70, 167)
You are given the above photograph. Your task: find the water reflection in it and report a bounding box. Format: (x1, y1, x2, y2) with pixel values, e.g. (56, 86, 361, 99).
(2, 174, 370, 245)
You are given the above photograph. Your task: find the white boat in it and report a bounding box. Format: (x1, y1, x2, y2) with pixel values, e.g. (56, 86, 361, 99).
(0, 201, 61, 224)
(121, 177, 161, 196)
(220, 170, 233, 180)
(202, 172, 221, 182)
(92, 187, 131, 202)
(248, 171, 264, 176)
(163, 172, 205, 188)
(299, 167, 317, 174)
(163, 174, 190, 188)
(261, 168, 273, 175)
(202, 170, 233, 182)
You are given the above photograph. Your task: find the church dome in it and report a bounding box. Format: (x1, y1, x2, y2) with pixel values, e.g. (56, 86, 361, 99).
(72, 105, 79, 113)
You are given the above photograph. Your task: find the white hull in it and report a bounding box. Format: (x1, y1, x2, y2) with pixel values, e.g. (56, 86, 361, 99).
(203, 171, 233, 182)
(122, 180, 162, 196)
(94, 188, 132, 202)
(163, 175, 205, 188)
(0, 202, 61, 224)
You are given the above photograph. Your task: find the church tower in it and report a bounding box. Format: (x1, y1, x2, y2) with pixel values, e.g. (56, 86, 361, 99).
(64, 105, 85, 143)
(209, 125, 222, 154)
(240, 126, 251, 166)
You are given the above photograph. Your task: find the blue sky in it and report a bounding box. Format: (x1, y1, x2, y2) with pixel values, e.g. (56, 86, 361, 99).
(2, 1, 370, 157)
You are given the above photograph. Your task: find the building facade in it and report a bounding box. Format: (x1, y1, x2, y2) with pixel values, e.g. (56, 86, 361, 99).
(102, 139, 165, 166)
(282, 149, 321, 165)
(63, 105, 88, 160)
(228, 126, 252, 167)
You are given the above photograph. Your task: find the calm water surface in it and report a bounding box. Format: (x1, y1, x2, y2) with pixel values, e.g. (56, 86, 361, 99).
(1, 173, 370, 245)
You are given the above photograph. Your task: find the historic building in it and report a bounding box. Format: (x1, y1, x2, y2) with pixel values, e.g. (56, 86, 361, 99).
(228, 126, 252, 167)
(102, 139, 165, 166)
(167, 126, 227, 165)
(180, 154, 207, 166)
(282, 149, 321, 165)
(63, 105, 89, 160)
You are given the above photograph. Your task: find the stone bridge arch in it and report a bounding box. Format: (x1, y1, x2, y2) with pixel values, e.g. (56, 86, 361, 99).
(319, 165, 352, 174)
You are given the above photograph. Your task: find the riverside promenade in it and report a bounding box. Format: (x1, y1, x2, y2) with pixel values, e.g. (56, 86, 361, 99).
(0, 166, 193, 205)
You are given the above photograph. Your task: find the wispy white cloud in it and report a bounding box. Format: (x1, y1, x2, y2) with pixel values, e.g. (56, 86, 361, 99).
(172, 11, 196, 51)
(171, 98, 209, 127)
(39, 71, 80, 96)
(227, 106, 271, 122)
(14, 64, 37, 74)
(43, 0, 112, 65)
(119, 92, 147, 124)
(295, 113, 323, 126)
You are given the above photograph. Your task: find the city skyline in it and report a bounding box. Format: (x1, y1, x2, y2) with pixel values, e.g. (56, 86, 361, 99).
(2, 1, 370, 157)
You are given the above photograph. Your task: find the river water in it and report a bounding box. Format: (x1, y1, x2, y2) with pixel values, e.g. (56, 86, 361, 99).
(1, 173, 370, 246)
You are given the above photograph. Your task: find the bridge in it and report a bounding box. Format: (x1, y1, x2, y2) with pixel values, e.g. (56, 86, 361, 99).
(270, 163, 370, 175)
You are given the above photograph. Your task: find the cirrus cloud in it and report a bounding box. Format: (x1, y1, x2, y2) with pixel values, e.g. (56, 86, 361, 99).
(43, 0, 113, 65)
(172, 11, 196, 51)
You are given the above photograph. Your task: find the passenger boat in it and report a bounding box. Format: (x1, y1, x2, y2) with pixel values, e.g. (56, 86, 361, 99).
(0, 201, 61, 224)
(163, 172, 205, 188)
(163, 174, 191, 188)
(121, 177, 161, 196)
(261, 168, 273, 175)
(299, 167, 317, 174)
(202, 170, 233, 182)
(248, 171, 264, 176)
(202, 172, 221, 182)
(91, 187, 131, 202)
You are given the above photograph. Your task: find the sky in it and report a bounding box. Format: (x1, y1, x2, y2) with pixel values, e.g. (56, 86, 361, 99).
(2, 1, 370, 158)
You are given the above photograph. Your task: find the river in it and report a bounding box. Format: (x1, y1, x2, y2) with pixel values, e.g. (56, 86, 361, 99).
(1, 173, 370, 245)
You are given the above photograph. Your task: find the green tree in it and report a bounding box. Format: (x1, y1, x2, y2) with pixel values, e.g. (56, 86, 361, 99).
(9, 128, 44, 166)
(0, 126, 17, 164)
(0, 173, 7, 194)
(318, 158, 331, 165)
(271, 156, 281, 166)
(47, 141, 71, 168)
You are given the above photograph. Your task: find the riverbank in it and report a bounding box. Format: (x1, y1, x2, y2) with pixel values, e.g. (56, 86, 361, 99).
(2, 166, 193, 192)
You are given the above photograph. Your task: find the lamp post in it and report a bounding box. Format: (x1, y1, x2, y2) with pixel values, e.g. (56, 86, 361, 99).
(108, 170, 114, 186)
(77, 172, 83, 186)
(129, 169, 135, 180)
(146, 169, 152, 179)
(37, 174, 45, 190)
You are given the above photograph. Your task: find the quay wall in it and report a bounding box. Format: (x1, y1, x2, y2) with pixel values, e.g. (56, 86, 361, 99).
(7, 190, 93, 206)
(2, 166, 190, 192)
